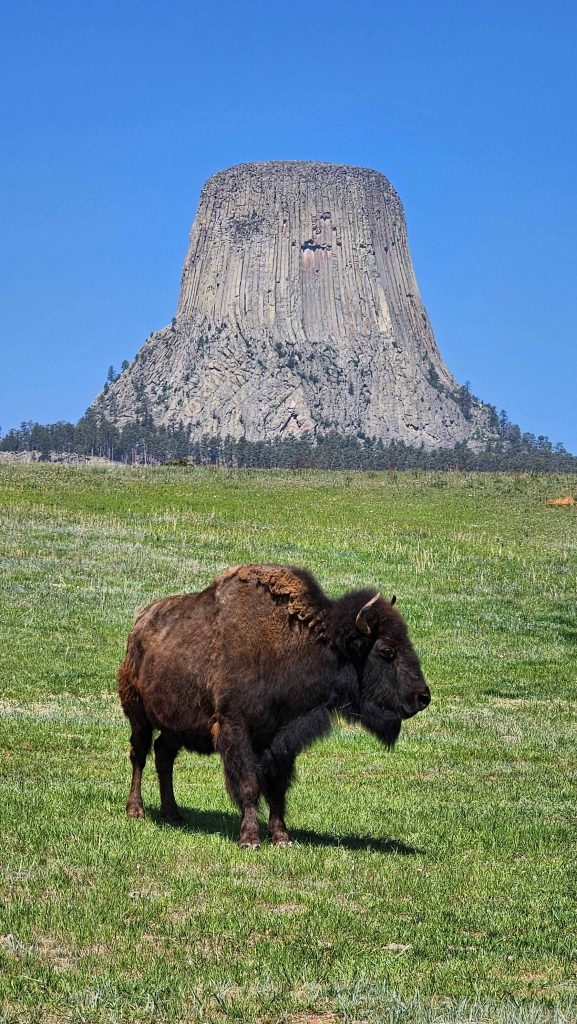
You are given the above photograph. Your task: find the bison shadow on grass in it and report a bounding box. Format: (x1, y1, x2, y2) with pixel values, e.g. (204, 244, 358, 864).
(146, 806, 424, 856)
(119, 564, 431, 849)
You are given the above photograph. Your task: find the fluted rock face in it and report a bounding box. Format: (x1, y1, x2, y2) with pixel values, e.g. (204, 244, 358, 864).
(92, 161, 494, 447)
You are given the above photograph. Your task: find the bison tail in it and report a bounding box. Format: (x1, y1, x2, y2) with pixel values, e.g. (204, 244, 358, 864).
(118, 658, 144, 721)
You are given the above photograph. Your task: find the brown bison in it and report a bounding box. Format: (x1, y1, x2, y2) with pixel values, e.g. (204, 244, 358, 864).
(118, 564, 431, 848)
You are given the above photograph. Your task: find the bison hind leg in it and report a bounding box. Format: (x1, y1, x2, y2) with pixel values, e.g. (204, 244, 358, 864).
(119, 662, 152, 819)
(154, 732, 184, 826)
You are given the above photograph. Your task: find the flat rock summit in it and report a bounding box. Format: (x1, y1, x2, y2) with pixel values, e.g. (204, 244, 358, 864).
(92, 161, 494, 448)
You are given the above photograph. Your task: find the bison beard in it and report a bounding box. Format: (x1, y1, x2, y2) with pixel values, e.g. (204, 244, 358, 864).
(118, 564, 430, 847)
(358, 701, 402, 749)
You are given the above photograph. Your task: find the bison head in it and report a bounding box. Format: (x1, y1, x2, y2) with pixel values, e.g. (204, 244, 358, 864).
(343, 592, 431, 748)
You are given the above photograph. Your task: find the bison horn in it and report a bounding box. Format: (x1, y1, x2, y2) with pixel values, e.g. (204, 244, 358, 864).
(356, 592, 382, 635)
(390, 595, 397, 606)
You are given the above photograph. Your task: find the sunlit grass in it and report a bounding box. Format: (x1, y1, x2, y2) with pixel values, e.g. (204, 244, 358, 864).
(0, 464, 575, 1022)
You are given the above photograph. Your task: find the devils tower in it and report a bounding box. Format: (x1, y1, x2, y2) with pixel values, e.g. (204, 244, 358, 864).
(91, 161, 494, 447)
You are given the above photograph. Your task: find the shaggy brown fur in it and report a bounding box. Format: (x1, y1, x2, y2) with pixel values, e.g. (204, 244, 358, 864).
(118, 564, 430, 847)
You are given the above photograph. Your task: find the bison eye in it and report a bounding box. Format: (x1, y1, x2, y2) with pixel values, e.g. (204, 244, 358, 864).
(375, 642, 397, 662)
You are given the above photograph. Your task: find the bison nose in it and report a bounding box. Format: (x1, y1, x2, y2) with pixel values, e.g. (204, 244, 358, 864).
(416, 687, 431, 710)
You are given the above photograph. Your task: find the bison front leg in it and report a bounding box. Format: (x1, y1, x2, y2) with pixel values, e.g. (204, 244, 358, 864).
(216, 722, 261, 849)
(260, 761, 295, 846)
(258, 707, 331, 845)
(154, 732, 184, 826)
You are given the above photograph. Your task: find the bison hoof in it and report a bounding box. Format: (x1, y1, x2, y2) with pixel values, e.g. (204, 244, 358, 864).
(240, 838, 261, 850)
(161, 809, 185, 827)
(271, 834, 293, 846)
(126, 801, 145, 819)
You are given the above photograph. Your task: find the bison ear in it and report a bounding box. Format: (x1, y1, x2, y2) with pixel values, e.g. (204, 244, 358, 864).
(355, 592, 382, 636)
(390, 594, 396, 606)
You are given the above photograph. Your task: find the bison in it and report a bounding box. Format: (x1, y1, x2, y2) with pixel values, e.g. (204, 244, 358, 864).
(118, 564, 430, 848)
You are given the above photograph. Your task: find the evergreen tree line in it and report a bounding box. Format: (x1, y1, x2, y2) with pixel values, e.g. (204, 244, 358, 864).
(1, 411, 576, 472)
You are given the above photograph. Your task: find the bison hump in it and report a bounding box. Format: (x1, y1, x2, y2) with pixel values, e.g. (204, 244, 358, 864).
(215, 564, 329, 635)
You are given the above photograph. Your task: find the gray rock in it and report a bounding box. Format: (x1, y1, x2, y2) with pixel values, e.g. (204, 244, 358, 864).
(91, 161, 495, 448)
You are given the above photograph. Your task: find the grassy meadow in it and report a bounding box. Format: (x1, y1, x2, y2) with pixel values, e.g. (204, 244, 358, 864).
(0, 463, 575, 1023)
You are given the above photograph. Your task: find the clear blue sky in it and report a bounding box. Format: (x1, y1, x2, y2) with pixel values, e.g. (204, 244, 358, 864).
(2, 0, 576, 450)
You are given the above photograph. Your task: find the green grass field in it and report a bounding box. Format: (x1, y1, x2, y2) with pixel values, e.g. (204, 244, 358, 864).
(0, 464, 575, 1024)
